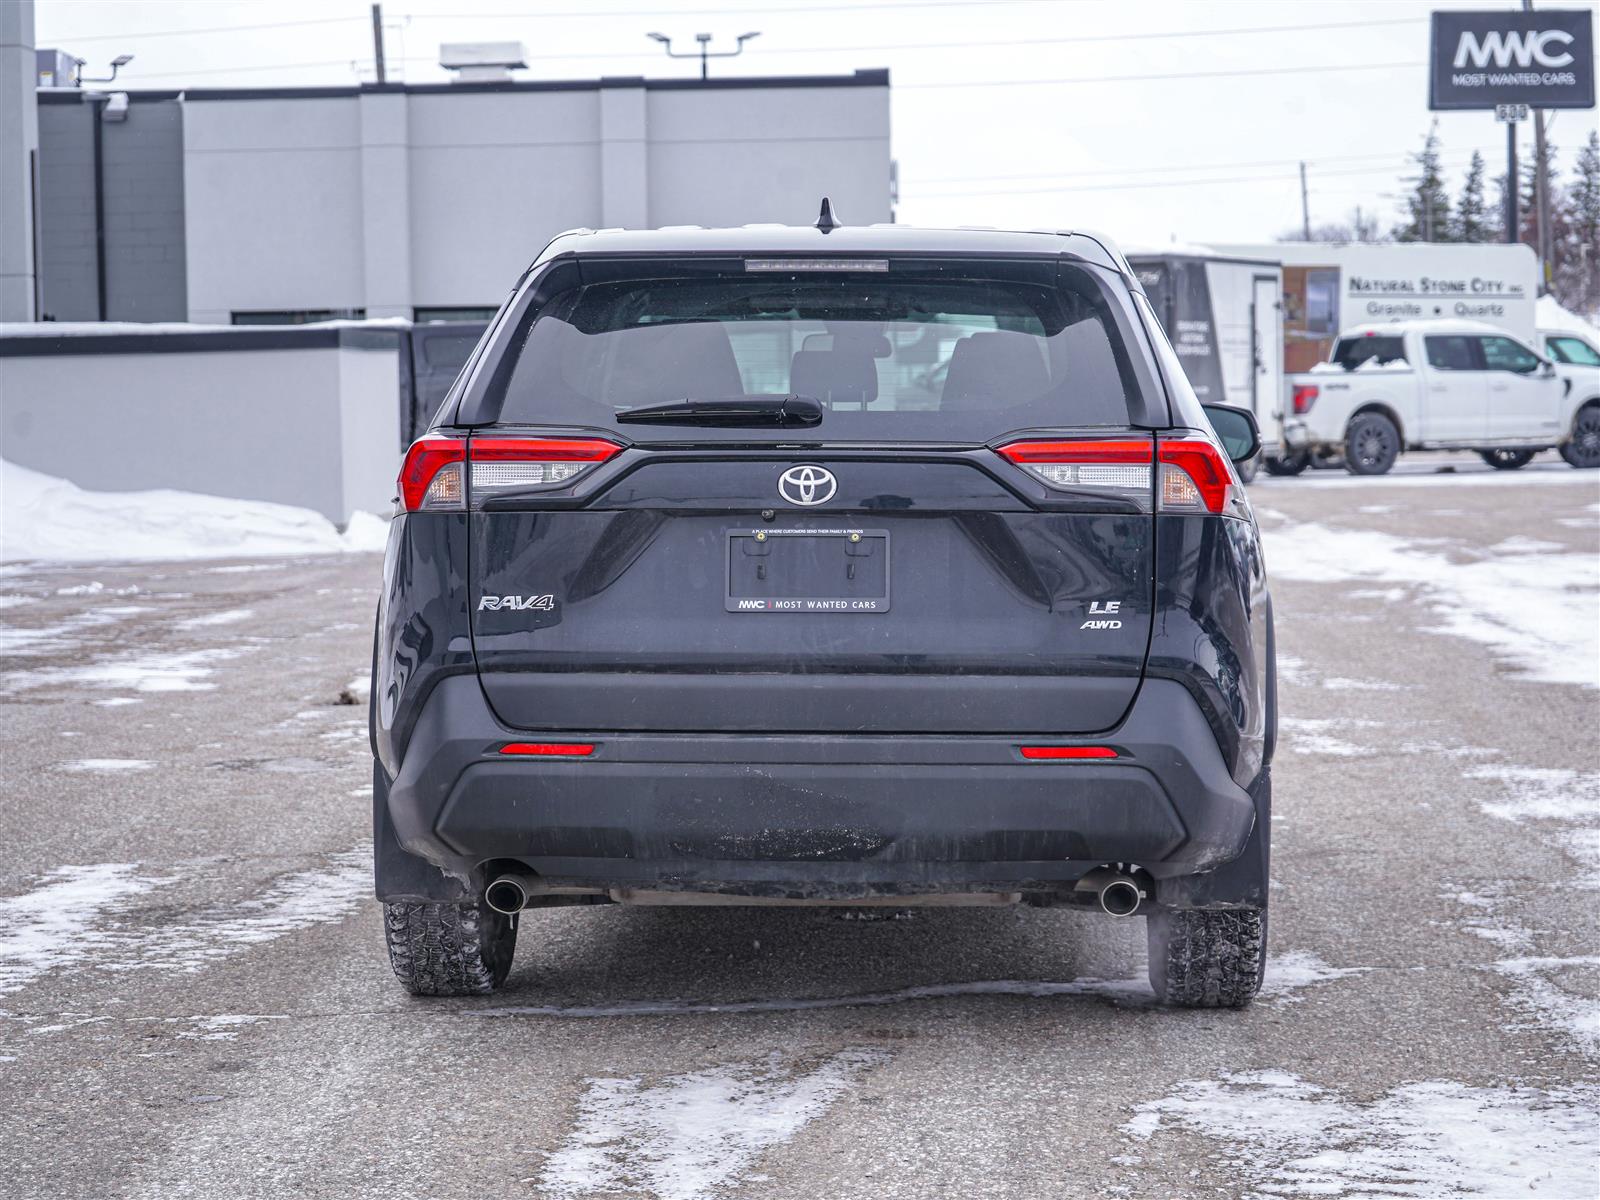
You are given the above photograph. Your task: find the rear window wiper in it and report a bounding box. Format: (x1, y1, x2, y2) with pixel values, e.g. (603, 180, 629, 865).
(615, 394, 824, 426)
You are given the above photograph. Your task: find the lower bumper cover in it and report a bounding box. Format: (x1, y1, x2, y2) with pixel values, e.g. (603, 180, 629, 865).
(378, 676, 1262, 904)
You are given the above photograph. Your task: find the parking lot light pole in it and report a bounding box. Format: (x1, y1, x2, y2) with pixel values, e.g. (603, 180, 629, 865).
(645, 31, 761, 79)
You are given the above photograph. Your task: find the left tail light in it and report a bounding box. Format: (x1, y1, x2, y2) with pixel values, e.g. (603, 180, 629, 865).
(397, 436, 623, 512)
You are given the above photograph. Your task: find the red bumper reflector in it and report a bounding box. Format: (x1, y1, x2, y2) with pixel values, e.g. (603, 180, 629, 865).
(499, 742, 595, 757)
(1019, 745, 1118, 760)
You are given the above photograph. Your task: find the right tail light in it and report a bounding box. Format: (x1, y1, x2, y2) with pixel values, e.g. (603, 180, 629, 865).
(996, 437, 1237, 516)
(1292, 384, 1319, 415)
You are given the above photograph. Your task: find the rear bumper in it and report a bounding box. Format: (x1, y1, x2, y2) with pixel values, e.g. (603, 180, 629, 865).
(378, 675, 1264, 905)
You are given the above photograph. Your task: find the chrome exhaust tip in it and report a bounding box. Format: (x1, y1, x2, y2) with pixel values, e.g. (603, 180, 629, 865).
(1098, 878, 1143, 917)
(484, 874, 533, 915)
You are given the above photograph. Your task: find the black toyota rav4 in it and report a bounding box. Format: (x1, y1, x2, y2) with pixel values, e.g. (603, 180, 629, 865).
(371, 218, 1275, 1008)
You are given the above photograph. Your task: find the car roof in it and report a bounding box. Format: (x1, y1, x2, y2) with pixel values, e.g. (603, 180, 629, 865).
(1339, 318, 1526, 339)
(532, 223, 1131, 275)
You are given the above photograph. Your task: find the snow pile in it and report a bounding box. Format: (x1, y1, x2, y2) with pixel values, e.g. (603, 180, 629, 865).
(1265, 522, 1600, 688)
(1537, 294, 1599, 336)
(0, 460, 389, 563)
(538, 1049, 886, 1200)
(1124, 1070, 1600, 1198)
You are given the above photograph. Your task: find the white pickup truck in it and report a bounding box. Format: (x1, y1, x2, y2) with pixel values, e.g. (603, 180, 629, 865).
(1273, 319, 1600, 475)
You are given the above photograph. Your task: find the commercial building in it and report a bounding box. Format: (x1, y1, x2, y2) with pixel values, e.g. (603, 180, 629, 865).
(24, 67, 893, 324)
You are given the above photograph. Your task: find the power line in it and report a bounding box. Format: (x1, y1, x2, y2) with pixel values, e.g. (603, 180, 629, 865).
(429, 1, 1070, 20)
(900, 61, 1427, 90)
(910, 151, 1446, 187)
(738, 16, 1427, 56)
(40, 15, 364, 44)
(50, 0, 1067, 43)
(107, 53, 1433, 90)
(53, 6, 1422, 54)
(914, 158, 1486, 200)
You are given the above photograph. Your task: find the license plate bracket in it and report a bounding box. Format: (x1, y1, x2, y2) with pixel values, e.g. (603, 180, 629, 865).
(726, 528, 890, 613)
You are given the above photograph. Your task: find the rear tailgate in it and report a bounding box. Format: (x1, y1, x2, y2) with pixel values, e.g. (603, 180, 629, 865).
(469, 447, 1153, 734)
(462, 252, 1164, 734)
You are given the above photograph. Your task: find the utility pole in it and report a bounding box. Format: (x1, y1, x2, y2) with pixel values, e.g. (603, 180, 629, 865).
(1299, 161, 1310, 240)
(1505, 120, 1519, 243)
(371, 3, 386, 85)
(1534, 109, 1551, 290)
(1522, 0, 1553, 288)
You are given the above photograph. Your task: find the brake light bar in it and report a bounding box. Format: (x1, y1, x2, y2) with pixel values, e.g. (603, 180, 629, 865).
(1020, 745, 1118, 760)
(396, 436, 623, 512)
(499, 742, 596, 757)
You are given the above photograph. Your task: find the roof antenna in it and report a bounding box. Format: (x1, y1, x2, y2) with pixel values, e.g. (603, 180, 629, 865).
(815, 196, 841, 234)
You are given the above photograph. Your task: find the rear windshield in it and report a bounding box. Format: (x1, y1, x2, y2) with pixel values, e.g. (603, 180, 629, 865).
(489, 262, 1140, 441)
(1331, 335, 1408, 371)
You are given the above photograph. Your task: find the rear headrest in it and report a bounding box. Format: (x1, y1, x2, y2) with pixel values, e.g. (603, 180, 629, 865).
(790, 347, 879, 409)
(604, 320, 744, 405)
(940, 330, 1050, 411)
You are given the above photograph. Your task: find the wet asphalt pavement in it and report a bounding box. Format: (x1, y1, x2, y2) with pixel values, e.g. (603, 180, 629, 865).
(1, 455, 1597, 1199)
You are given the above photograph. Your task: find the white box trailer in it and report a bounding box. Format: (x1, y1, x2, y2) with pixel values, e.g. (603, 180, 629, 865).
(1211, 241, 1539, 375)
(1126, 247, 1284, 461)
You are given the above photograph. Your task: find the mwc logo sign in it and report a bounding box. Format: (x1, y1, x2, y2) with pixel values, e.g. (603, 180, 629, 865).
(1453, 29, 1575, 71)
(1429, 9, 1595, 111)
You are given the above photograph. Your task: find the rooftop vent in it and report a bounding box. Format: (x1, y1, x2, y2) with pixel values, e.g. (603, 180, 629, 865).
(36, 48, 81, 89)
(439, 42, 528, 84)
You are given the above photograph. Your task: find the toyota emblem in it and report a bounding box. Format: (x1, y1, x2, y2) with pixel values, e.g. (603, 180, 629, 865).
(778, 465, 837, 506)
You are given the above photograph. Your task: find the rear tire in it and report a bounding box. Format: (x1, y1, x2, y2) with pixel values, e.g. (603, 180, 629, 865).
(1561, 404, 1600, 468)
(1263, 451, 1310, 477)
(1478, 448, 1535, 470)
(384, 900, 517, 996)
(1344, 412, 1400, 475)
(1146, 906, 1266, 1008)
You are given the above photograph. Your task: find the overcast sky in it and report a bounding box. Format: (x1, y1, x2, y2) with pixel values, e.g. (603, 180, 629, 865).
(32, 0, 1600, 246)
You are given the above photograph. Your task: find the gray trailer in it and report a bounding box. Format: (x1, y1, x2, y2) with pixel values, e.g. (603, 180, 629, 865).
(1126, 248, 1283, 476)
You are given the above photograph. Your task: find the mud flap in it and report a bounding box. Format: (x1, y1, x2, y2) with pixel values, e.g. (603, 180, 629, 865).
(373, 761, 472, 903)
(1155, 767, 1271, 910)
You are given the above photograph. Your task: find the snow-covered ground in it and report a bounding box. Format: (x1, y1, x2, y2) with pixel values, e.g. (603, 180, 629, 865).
(1123, 1070, 1600, 1198)
(1263, 515, 1599, 688)
(538, 1050, 888, 1200)
(0, 460, 389, 563)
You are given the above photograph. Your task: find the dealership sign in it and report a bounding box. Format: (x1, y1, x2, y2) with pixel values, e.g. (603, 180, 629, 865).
(1429, 9, 1595, 110)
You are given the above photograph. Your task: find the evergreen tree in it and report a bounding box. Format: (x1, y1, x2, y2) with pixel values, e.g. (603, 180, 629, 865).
(1562, 131, 1600, 314)
(1492, 171, 1514, 240)
(1452, 151, 1492, 242)
(1394, 125, 1453, 242)
(1517, 136, 1559, 248)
